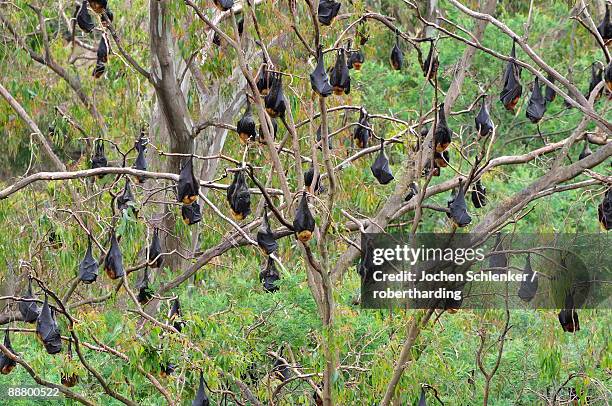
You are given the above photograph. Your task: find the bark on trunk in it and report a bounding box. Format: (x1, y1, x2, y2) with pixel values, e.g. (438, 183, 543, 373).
(149, 0, 194, 271)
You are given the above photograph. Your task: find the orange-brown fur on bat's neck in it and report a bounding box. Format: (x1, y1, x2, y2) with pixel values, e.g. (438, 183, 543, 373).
(90, 3, 105, 14)
(505, 96, 520, 111)
(1, 364, 15, 375)
(266, 108, 280, 118)
(231, 209, 245, 221)
(435, 157, 448, 168)
(435, 142, 450, 153)
(182, 195, 197, 205)
(297, 230, 312, 243)
(451, 218, 468, 228)
(105, 268, 117, 279)
(239, 132, 251, 143)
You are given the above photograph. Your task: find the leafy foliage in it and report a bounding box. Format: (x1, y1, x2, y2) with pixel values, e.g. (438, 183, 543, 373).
(0, 0, 609, 404)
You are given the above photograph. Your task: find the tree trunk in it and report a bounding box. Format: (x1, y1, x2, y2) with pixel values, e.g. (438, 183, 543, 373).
(149, 0, 194, 272)
(194, 63, 249, 184)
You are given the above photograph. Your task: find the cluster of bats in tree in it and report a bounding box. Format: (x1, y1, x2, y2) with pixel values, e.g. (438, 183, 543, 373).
(4, 1, 610, 404)
(243, 3, 612, 233)
(0, 279, 67, 380)
(74, 0, 113, 77)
